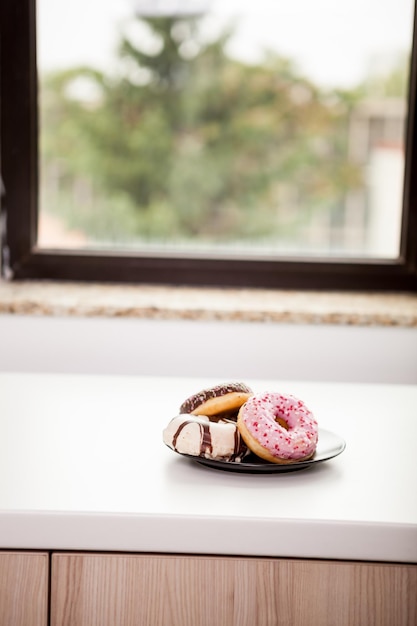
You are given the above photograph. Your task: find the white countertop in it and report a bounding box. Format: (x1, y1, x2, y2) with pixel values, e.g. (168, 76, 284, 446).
(0, 373, 416, 563)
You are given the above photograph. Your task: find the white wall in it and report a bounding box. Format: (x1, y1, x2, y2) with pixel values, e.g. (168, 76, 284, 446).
(1, 314, 416, 384)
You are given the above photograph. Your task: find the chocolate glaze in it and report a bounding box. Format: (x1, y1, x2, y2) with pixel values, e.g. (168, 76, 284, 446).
(179, 382, 253, 414)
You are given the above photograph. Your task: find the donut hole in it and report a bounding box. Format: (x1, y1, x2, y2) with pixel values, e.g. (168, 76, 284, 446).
(275, 415, 289, 430)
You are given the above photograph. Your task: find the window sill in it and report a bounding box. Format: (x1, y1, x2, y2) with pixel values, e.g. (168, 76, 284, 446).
(0, 280, 416, 327)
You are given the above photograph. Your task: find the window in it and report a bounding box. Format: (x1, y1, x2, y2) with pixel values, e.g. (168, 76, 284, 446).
(1, 0, 417, 290)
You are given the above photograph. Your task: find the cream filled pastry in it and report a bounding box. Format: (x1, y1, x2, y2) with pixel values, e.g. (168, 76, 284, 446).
(163, 414, 249, 462)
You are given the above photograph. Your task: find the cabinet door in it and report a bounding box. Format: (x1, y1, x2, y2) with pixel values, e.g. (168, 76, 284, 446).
(0, 551, 49, 626)
(51, 553, 417, 626)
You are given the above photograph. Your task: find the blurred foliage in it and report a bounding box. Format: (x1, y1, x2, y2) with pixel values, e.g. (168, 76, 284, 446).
(39, 14, 405, 248)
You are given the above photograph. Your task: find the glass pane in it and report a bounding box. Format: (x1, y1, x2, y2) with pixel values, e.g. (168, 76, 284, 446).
(36, 0, 414, 258)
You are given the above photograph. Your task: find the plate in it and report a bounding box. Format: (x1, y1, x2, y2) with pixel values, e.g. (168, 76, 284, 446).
(169, 428, 345, 474)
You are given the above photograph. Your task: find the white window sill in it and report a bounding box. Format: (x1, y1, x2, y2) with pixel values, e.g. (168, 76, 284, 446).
(0, 280, 416, 327)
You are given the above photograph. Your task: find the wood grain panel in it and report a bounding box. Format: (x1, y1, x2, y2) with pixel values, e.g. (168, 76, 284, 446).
(51, 553, 417, 626)
(0, 551, 49, 626)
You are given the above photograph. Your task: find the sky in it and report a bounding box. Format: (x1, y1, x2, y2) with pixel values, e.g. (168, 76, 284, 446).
(37, 0, 414, 88)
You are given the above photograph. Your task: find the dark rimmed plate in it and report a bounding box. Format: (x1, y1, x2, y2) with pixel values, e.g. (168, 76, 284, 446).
(168, 428, 345, 473)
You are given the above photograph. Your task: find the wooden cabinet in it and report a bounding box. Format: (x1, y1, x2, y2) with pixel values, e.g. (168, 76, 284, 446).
(0, 551, 49, 626)
(50, 553, 417, 626)
(1, 549, 415, 625)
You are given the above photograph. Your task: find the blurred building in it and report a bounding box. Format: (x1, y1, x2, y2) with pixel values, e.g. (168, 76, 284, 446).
(346, 97, 405, 258)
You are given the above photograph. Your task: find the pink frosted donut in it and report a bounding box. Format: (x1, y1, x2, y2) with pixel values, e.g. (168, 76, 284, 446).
(237, 392, 318, 464)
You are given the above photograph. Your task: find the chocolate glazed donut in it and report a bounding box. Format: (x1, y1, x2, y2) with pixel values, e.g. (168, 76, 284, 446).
(179, 382, 253, 418)
(163, 382, 254, 462)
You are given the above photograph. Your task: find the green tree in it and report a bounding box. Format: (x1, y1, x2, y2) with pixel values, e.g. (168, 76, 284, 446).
(40, 13, 363, 246)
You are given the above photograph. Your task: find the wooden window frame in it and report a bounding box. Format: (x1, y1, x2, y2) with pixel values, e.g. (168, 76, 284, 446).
(1, 0, 417, 291)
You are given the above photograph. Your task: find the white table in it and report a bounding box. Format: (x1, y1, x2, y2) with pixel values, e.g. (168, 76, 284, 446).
(0, 372, 416, 563)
